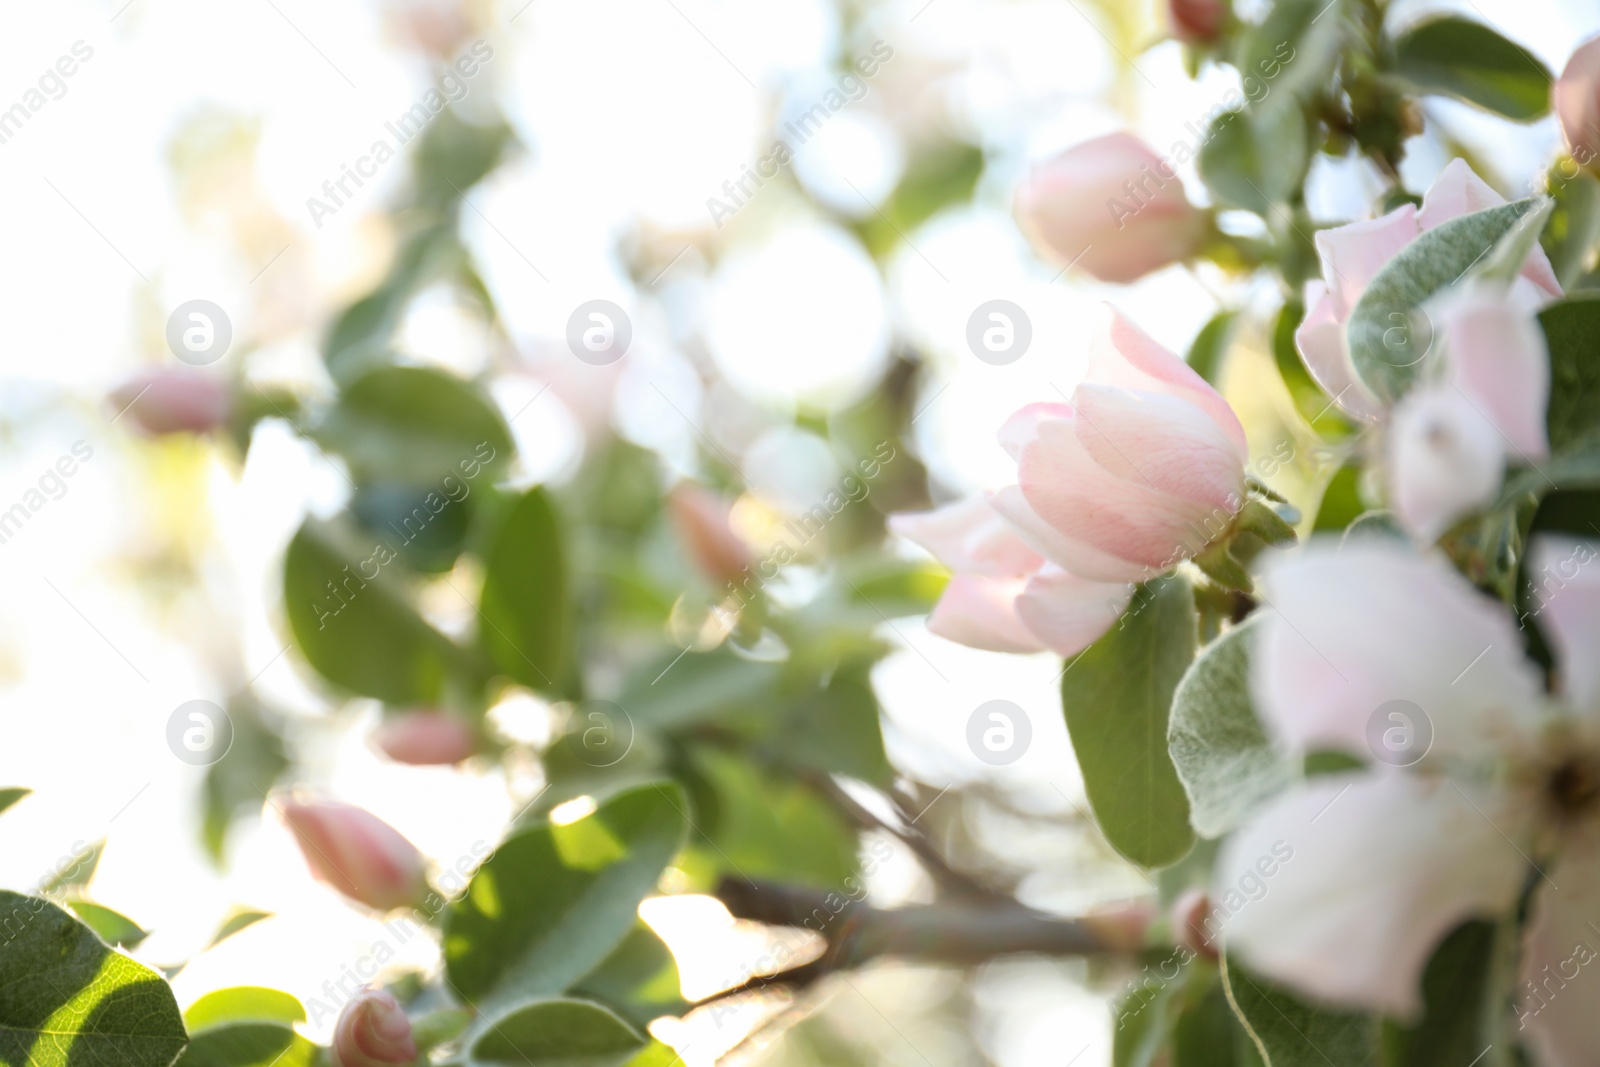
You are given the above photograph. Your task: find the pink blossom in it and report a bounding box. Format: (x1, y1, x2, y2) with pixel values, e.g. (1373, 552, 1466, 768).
(1295, 159, 1561, 422)
(373, 711, 478, 766)
(667, 483, 751, 585)
(332, 988, 416, 1067)
(1218, 538, 1600, 1066)
(1167, 0, 1226, 43)
(110, 370, 231, 436)
(1555, 35, 1600, 161)
(282, 799, 426, 912)
(1015, 133, 1207, 284)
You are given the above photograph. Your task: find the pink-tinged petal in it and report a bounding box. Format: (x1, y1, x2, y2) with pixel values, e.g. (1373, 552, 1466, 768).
(888, 496, 1044, 577)
(1516, 854, 1600, 1067)
(373, 711, 477, 766)
(989, 485, 1153, 583)
(334, 989, 416, 1067)
(1072, 384, 1246, 511)
(1253, 540, 1544, 762)
(1527, 536, 1600, 713)
(1418, 159, 1562, 298)
(1313, 204, 1420, 320)
(997, 402, 1074, 463)
(927, 575, 1045, 654)
(1436, 285, 1550, 459)
(1388, 383, 1506, 543)
(282, 799, 426, 912)
(1015, 416, 1224, 572)
(1217, 774, 1530, 1016)
(1086, 309, 1248, 460)
(1294, 282, 1384, 421)
(1556, 36, 1600, 160)
(1015, 567, 1132, 657)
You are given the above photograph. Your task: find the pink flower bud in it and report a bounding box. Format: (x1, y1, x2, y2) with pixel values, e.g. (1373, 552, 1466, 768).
(667, 484, 751, 585)
(1555, 35, 1600, 162)
(1170, 889, 1219, 960)
(110, 370, 231, 436)
(1015, 133, 1206, 284)
(1167, 0, 1226, 43)
(372, 711, 477, 766)
(333, 988, 416, 1067)
(281, 799, 426, 912)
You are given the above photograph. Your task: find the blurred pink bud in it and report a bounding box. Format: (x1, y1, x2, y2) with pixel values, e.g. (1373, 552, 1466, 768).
(1083, 899, 1155, 953)
(667, 484, 751, 585)
(333, 988, 416, 1067)
(1170, 889, 1219, 960)
(110, 370, 231, 436)
(990, 308, 1249, 584)
(1167, 0, 1226, 43)
(373, 711, 477, 766)
(1555, 36, 1600, 162)
(1015, 133, 1207, 284)
(282, 799, 426, 912)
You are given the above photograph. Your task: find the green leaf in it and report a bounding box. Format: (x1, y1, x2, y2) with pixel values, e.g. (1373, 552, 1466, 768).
(1240, 0, 1345, 107)
(183, 988, 305, 1032)
(470, 999, 645, 1067)
(569, 922, 687, 1027)
(443, 782, 689, 1013)
(171, 1024, 315, 1067)
(205, 909, 272, 950)
(202, 700, 288, 864)
(38, 840, 102, 895)
(282, 518, 482, 703)
(1221, 955, 1380, 1066)
(1543, 166, 1600, 289)
(1381, 921, 1497, 1067)
(1173, 976, 1262, 1067)
(67, 901, 149, 950)
(0, 890, 187, 1067)
(1312, 463, 1365, 531)
(478, 487, 572, 697)
(778, 660, 891, 785)
(613, 650, 780, 734)
(1168, 617, 1300, 839)
(316, 365, 512, 487)
(1392, 16, 1552, 121)
(1538, 293, 1600, 452)
(1186, 311, 1237, 387)
(1061, 578, 1197, 869)
(1197, 100, 1310, 214)
(1469, 197, 1554, 288)
(1347, 198, 1543, 403)
(0, 786, 31, 816)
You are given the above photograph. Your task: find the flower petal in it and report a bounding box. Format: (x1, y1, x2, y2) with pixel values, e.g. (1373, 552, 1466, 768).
(927, 575, 1045, 654)
(1072, 384, 1246, 511)
(1417, 159, 1562, 298)
(1314, 204, 1419, 320)
(1253, 540, 1544, 761)
(989, 485, 1153, 583)
(1016, 415, 1223, 571)
(997, 402, 1073, 462)
(1087, 308, 1249, 461)
(1217, 774, 1530, 1016)
(889, 496, 1044, 577)
(1436, 284, 1551, 459)
(1388, 383, 1506, 543)
(1294, 281, 1384, 421)
(1527, 536, 1600, 714)
(1517, 853, 1600, 1067)
(1015, 567, 1132, 657)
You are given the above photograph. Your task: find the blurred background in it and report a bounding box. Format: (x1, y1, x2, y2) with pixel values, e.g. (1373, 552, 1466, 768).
(0, 0, 1592, 1063)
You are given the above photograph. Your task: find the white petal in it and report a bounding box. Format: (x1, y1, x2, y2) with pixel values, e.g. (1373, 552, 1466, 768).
(997, 402, 1073, 462)
(1253, 540, 1544, 762)
(927, 575, 1045, 653)
(1436, 284, 1550, 459)
(888, 496, 1044, 577)
(1294, 281, 1384, 421)
(1218, 774, 1530, 1016)
(1015, 567, 1132, 657)
(1517, 853, 1600, 1067)
(988, 485, 1153, 584)
(1388, 383, 1506, 544)
(1528, 536, 1600, 713)
(1314, 205, 1419, 319)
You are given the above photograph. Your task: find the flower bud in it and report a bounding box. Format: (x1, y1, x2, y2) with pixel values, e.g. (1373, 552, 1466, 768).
(1556, 35, 1600, 163)
(110, 370, 231, 436)
(1015, 133, 1206, 284)
(373, 711, 477, 766)
(667, 484, 751, 585)
(333, 988, 416, 1067)
(1167, 0, 1226, 43)
(1171, 889, 1219, 960)
(281, 799, 426, 912)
